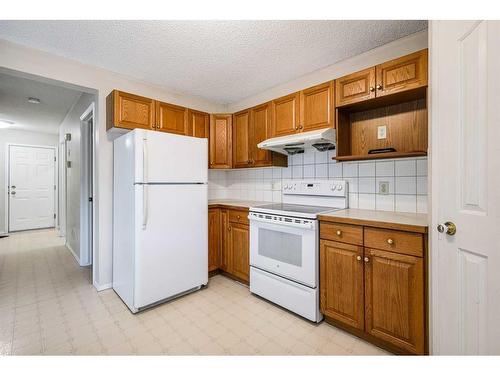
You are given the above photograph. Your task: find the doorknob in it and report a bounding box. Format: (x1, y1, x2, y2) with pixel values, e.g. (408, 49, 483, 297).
(437, 221, 457, 236)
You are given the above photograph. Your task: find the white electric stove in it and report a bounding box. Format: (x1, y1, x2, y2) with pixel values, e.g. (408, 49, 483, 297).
(248, 180, 348, 323)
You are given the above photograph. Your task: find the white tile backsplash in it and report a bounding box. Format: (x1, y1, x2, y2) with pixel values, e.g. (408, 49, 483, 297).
(208, 152, 428, 214)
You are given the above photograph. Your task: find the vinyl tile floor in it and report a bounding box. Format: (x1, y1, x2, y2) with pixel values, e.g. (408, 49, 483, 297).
(0, 229, 388, 356)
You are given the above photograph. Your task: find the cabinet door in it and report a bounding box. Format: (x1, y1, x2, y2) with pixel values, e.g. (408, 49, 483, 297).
(364, 248, 425, 354)
(272, 92, 300, 137)
(156, 101, 188, 135)
(220, 210, 231, 273)
(250, 103, 273, 167)
(187, 109, 209, 138)
(300, 81, 334, 132)
(209, 114, 232, 169)
(375, 49, 428, 97)
(208, 208, 220, 272)
(335, 67, 376, 107)
(320, 240, 364, 329)
(232, 110, 251, 168)
(229, 223, 249, 283)
(109, 90, 156, 131)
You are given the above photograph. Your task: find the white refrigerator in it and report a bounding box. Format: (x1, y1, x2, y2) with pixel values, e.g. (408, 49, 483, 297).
(112, 129, 208, 313)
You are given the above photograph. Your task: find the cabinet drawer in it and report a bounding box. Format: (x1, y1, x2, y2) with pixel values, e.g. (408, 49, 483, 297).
(364, 227, 423, 257)
(229, 209, 249, 225)
(320, 222, 363, 245)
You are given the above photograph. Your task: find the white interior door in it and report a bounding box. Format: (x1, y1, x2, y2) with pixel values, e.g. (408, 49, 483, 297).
(431, 21, 500, 355)
(9, 145, 56, 232)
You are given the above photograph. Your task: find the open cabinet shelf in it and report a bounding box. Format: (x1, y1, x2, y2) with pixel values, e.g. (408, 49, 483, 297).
(335, 94, 428, 162)
(333, 151, 427, 162)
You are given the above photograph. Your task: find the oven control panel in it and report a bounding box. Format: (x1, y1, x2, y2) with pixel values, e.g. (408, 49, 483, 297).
(282, 180, 347, 197)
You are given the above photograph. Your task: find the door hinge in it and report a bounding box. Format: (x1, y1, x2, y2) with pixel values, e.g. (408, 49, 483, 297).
(88, 197, 93, 202)
(53, 213, 56, 219)
(54, 185, 56, 190)
(54, 156, 56, 162)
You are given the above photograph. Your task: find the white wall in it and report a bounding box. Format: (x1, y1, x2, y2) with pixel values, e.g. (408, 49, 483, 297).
(58, 93, 95, 263)
(0, 38, 225, 290)
(0, 129, 59, 233)
(227, 30, 428, 112)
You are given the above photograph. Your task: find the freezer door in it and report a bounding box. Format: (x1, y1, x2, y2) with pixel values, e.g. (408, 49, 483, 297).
(133, 129, 208, 184)
(133, 184, 208, 309)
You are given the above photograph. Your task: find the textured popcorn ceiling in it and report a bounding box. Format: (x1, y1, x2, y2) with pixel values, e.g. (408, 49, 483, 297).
(0, 20, 427, 105)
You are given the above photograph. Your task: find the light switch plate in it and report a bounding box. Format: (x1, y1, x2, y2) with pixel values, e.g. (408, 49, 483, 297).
(377, 125, 387, 140)
(379, 181, 390, 195)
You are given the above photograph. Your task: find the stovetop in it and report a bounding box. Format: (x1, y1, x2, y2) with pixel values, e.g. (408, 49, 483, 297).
(250, 203, 340, 219)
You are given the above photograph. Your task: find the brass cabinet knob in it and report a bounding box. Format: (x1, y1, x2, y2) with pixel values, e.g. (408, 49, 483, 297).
(369, 86, 375, 92)
(336, 230, 342, 236)
(364, 257, 370, 263)
(237, 215, 241, 220)
(356, 255, 362, 261)
(228, 226, 231, 232)
(376, 84, 382, 90)
(387, 238, 394, 245)
(437, 221, 457, 236)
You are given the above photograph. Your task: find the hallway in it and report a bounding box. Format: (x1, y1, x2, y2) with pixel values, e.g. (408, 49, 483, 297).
(0, 230, 386, 355)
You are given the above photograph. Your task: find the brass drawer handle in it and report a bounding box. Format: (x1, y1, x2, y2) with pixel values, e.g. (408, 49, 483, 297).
(387, 238, 394, 245)
(336, 230, 342, 236)
(364, 257, 370, 263)
(356, 255, 362, 261)
(369, 86, 375, 92)
(376, 84, 382, 90)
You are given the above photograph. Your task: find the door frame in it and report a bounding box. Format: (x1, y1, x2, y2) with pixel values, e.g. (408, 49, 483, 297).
(4, 143, 58, 233)
(79, 102, 96, 275)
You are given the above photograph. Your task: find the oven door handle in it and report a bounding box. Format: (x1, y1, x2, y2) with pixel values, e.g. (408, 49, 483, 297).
(248, 215, 315, 230)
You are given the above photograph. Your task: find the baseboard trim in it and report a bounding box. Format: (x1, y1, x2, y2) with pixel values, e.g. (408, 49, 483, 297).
(93, 281, 112, 291)
(65, 242, 81, 264)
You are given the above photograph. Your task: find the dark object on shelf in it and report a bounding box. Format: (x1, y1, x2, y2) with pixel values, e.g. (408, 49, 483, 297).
(368, 147, 397, 154)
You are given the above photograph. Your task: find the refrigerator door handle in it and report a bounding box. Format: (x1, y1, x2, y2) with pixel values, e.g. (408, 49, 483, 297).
(142, 185, 148, 230)
(142, 137, 148, 230)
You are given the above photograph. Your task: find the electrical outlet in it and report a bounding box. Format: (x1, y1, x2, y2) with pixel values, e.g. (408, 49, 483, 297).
(379, 181, 390, 195)
(377, 125, 387, 140)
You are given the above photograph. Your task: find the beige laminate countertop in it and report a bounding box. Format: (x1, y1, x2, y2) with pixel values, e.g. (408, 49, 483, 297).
(208, 199, 270, 210)
(318, 208, 428, 233)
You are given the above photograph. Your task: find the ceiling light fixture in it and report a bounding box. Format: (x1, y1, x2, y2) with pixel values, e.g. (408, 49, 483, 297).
(28, 97, 41, 104)
(0, 119, 15, 129)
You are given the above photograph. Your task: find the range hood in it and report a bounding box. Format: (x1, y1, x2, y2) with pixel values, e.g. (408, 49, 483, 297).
(257, 128, 336, 155)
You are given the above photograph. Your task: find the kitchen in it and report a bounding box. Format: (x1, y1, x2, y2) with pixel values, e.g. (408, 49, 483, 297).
(0, 16, 499, 365)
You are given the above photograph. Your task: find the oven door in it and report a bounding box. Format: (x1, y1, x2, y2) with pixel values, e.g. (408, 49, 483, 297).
(249, 212, 318, 288)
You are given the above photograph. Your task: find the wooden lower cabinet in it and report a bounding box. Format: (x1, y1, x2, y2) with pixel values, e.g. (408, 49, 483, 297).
(364, 248, 424, 354)
(320, 240, 364, 330)
(320, 222, 427, 355)
(208, 208, 221, 272)
(229, 223, 250, 282)
(208, 207, 250, 284)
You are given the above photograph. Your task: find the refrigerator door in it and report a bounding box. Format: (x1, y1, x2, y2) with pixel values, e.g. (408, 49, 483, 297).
(133, 129, 208, 184)
(133, 183, 208, 309)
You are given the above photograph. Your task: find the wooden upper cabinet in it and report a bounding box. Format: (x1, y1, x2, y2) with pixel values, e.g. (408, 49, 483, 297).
(375, 49, 428, 97)
(335, 67, 376, 107)
(187, 109, 209, 138)
(272, 92, 300, 137)
(250, 102, 273, 166)
(156, 101, 188, 135)
(229, 222, 250, 283)
(208, 208, 221, 272)
(300, 81, 334, 131)
(107, 90, 156, 131)
(320, 240, 365, 330)
(209, 114, 232, 169)
(364, 248, 425, 354)
(232, 110, 251, 168)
